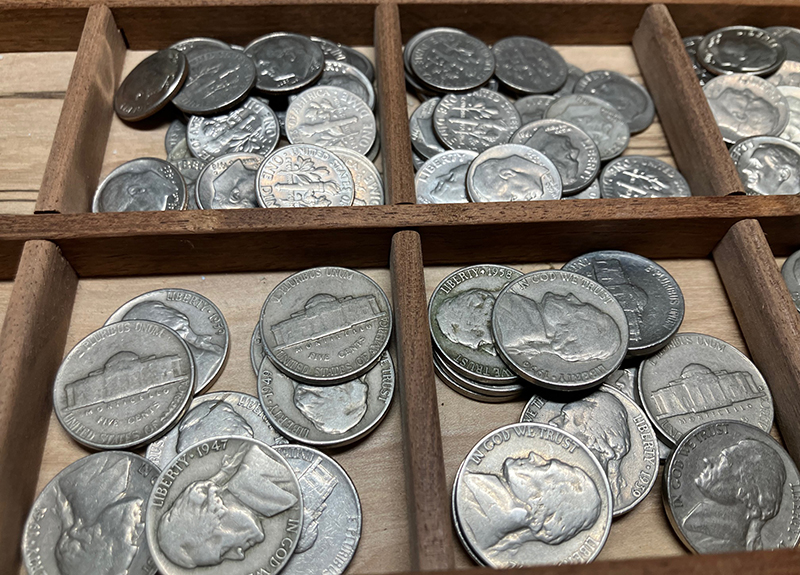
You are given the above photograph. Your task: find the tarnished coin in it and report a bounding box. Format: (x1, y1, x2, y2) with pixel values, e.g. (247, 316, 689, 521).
(574, 70, 655, 134)
(467, 144, 562, 202)
(410, 29, 494, 92)
(521, 385, 658, 515)
(684, 36, 715, 85)
(256, 144, 355, 208)
(53, 320, 194, 450)
(433, 351, 525, 403)
(172, 158, 207, 210)
(600, 156, 691, 198)
(514, 95, 558, 124)
(410, 98, 446, 159)
(260, 267, 391, 384)
(252, 322, 268, 375)
(195, 152, 262, 209)
(664, 421, 800, 554)
(545, 94, 630, 161)
(275, 445, 362, 575)
(511, 119, 600, 195)
(697, 26, 785, 76)
(769, 60, 800, 87)
(165, 118, 188, 155)
(491, 36, 568, 94)
(562, 250, 685, 355)
(781, 250, 800, 312)
(554, 64, 586, 96)
(22, 452, 160, 575)
(114, 49, 188, 121)
(730, 136, 800, 196)
(187, 97, 280, 161)
(258, 352, 394, 446)
(316, 60, 375, 109)
(245, 32, 325, 94)
(766, 26, 800, 62)
(286, 86, 376, 155)
(429, 264, 523, 384)
(778, 86, 800, 144)
(172, 49, 257, 115)
(454, 422, 613, 567)
(415, 149, 477, 204)
(104, 288, 229, 394)
(169, 37, 230, 58)
(329, 146, 384, 205)
(433, 89, 521, 152)
(704, 74, 789, 143)
(146, 392, 288, 469)
(146, 436, 302, 574)
(566, 178, 601, 200)
(638, 333, 774, 446)
(492, 270, 629, 390)
(93, 158, 187, 213)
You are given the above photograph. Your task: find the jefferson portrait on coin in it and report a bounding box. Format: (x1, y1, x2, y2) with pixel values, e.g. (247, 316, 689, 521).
(740, 144, 800, 195)
(293, 379, 369, 434)
(98, 168, 178, 212)
(472, 155, 558, 201)
(436, 288, 497, 355)
(708, 88, 780, 137)
(176, 401, 255, 452)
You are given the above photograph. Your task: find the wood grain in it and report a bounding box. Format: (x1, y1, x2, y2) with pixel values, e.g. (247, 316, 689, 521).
(0, 240, 77, 570)
(0, 7, 88, 52)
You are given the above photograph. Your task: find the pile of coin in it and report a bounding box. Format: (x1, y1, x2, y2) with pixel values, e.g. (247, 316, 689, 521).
(24, 269, 395, 574)
(686, 25, 800, 196)
(407, 28, 691, 201)
(95, 33, 382, 212)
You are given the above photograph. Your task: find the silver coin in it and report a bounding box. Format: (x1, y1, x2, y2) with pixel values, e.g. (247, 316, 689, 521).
(566, 178, 601, 199)
(491, 36, 568, 94)
(467, 143, 562, 202)
(195, 152, 262, 209)
(275, 445, 361, 575)
(782, 250, 800, 312)
(778, 85, 800, 144)
(562, 250, 685, 355)
(258, 352, 394, 446)
(434, 350, 525, 403)
(769, 60, 800, 87)
(554, 64, 586, 96)
(251, 322, 268, 375)
(704, 73, 790, 143)
(316, 60, 375, 109)
(454, 422, 612, 567)
(664, 421, 800, 554)
(766, 26, 800, 62)
(451, 455, 489, 565)
(511, 119, 600, 194)
(169, 37, 231, 58)
(114, 49, 188, 122)
(600, 155, 691, 198)
(256, 144, 355, 208)
(697, 26, 785, 76)
(545, 94, 630, 161)
(187, 97, 280, 161)
(22, 452, 160, 575)
(93, 158, 187, 213)
(245, 32, 325, 94)
(684, 36, 716, 85)
(165, 118, 188, 155)
(429, 264, 523, 384)
(166, 137, 194, 163)
(433, 89, 520, 152)
(260, 267, 392, 384)
(638, 332, 774, 446)
(172, 157, 206, 210)
(104, 288, 229, 394)
(729, 135, 800, 196)
(412, 150, 426, 171)
(574, 70, 655, 134)
(366, 134, 380, 162)
(415, 149, 477, 204)
(520, 385, 658, 515)
(403, 27, 463, 77)
(405, 68, 440, 100)
(341, 45, 375, 83)
(329, 146, 384, 205)
(410, 29, 494, 92)
(310, 36, 348, 63)
(146, 392, 289, 469)
(146, 436, 303, 574)
(53, 320, 194, 450)
(410, 98, 446, 160)
(492, 270, 628, 390)
(514, 95, 558, 124)
(286, 86, 376, 155)
(172, 49, 257, 115)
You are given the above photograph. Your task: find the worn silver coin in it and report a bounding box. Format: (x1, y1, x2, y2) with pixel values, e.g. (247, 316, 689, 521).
(245, 32, 325, 94)
(514, 95, 558, 124)
(195, 152, 262, 209)
(467, 143, 562, 202)
(316, 60, 375, 109)
(600, 155, 691, 198)
(146, 436, 303, 575)
(574, 70, 655, 134)
(341, 46, 375, 83)
(105, 288, 229, 394)
(187, 97, 280, 161)
(704, 74, 789, 143)
(251, 322, 268, 375)
(114, 49, 188, 122)
(766, 26, 800, 62)
(664, 421, 800, 554)
(329, 146, 384, 205)
(684, 36, 716, 85)
(562, 250, 685, 355)
(769, 60, 800, 87)
(260, 267, 392, 384)
(415, 149, 477, 204)
(412, 150, 426, 171)
(454, 422, 613, 567)
(545, 94, 630, 161)
(258, 352, 394, 446)
(452, 457, 488, 565)
(566, 178, 601, 199)
(410, 29, 494, 92)
(778, 85, 800, 144)
(169, 37, 230, 58)
(638, 332, 774, 447)
(554, 64, 586, 96)
(311, 36, 348, 63)
(165, 118, 188, 155)
(256, 144, 355, 207)
(93, 158, 187, 212)
(172, 158, 206, 210)
(172, 49, 257, 115)
(492, 36, 568, 94)
(404, 27, 463, 76)
(410, 98, 446, 159)
(275, 445, 362, 575)
(781, 249, 800, 312)
(311, 37, 374, 81)
(434, 350, 525, 403)
(53, 320, 194, 450)
(730, 135, 800, 196)
(22, 451, 160, 575)
(433, 89, 521, 152)
(166, 137, 194, 163)
(697, 26, 785, 76)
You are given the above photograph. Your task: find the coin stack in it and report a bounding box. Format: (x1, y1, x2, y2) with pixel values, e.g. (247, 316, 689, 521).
(407, 28, 691, 201)
(95, 33, 383, 213)
(686, 25, 800, 196)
